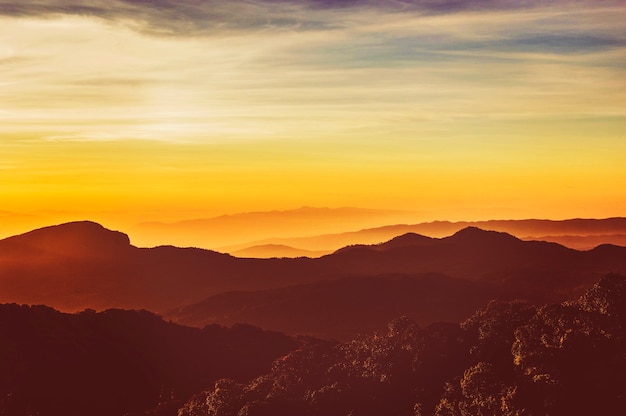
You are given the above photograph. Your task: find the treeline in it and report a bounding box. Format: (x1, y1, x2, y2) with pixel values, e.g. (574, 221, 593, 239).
(1, 274, 624, 416)
(0, 306, 298, 416)
(180, 273, 626, 416)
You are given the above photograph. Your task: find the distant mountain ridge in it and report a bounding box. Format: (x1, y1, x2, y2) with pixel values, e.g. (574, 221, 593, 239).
(324, 227, 579, 280)
(131, 206, 419, 249)
(0, 220, 130, 257)
(524, 233, 626, 250)
(2, 221, 626, 339)
(220, 217, 626, 256)
(231, 244, 327, 258)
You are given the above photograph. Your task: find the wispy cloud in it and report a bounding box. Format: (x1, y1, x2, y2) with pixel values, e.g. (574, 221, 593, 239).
(1, 1, 623, 36)
(0, 0, 624, 146)
(0, 0, 321, 35)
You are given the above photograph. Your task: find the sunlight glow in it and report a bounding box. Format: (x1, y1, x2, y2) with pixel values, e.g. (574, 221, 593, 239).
(0, 1, 624, 242)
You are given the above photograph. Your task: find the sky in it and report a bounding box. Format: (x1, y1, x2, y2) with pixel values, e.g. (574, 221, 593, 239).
(0, 0, 625, 240)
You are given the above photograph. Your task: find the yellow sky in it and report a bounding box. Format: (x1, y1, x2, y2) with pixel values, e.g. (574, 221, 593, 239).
(1, 1, 625, 241)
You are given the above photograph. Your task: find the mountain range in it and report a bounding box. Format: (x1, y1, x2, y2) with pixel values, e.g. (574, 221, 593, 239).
(129, 207, 626, 255)
(218, 217, 626, 257)
(1, 220, 625, 339)
(130, 206, 420, 249)
(2, 219, 626, 415)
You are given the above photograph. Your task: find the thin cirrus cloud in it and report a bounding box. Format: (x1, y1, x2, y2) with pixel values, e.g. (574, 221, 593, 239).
(1, 1, 623, 34)
(0, 0, 624, 144)
(0, 0, 322, 34)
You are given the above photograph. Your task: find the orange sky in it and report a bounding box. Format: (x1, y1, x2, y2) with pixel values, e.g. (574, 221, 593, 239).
(1, 1, 625, 244)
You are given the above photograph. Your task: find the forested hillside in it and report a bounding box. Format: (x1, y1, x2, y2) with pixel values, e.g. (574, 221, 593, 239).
(180, 273, 626, 416)
(0, 306, 298, 416)
(1, 275, 624, 415)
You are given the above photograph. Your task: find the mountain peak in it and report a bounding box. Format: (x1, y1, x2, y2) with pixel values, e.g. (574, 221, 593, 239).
(1, 221, 131, 256)
(448, 227, 521, 244)
(378, 232, 434, 250)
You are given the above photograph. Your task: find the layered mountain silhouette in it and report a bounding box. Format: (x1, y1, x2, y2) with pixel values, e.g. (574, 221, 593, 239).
(220, 217, 626, 256)
(231, 244, 327, 258)
(166, 274, 497, 340)
(2, 221, 626, 339)
(132, 206, 418, 249)
(526, 233, 626, 250)
(0, 221, 130, 258)
(178, 273, 626, 416)
(2, 220, 626, 415)
(169, 228, 626, 338)
(130, 206, 626, 254)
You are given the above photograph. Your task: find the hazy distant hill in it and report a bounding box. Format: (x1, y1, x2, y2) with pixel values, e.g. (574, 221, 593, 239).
(2, 221, 626, 340)
(231, 244, 328, 258)
(222, 217, 626, 256)
(131, 206, 419, 248)
(524, 233, 626, 250)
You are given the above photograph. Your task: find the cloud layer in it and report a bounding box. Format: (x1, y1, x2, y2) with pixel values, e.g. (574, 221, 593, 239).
(2, 1, 622, 35)
(1, 0, 624, 142)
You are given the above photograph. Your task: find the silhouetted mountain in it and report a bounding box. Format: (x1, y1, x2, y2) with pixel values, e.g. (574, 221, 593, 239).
(167, 228, 626, 339)
(179, 274, 626, 416)
(132, 206, 418, 249)
(167, 274, 495, 340)
(479, 217, 626, 237)
(0, 305, 299, 416)
(2, 217, 625, 415)
(321, 228, 595, 284)
(370, 232, 436, 250)
(221, 217, 626, 254)
(0, 222, 247, 311)
(527, 233, 626, 250)
(2, 222, 626, 338)
(231, 244, 328, 258)
(0, 220, 130, 257)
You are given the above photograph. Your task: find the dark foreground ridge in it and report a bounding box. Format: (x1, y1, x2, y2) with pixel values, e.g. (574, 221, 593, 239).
(0, 306, 299, 416)
(0, 274, 624, 415)
(179, 273, 626, 416)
